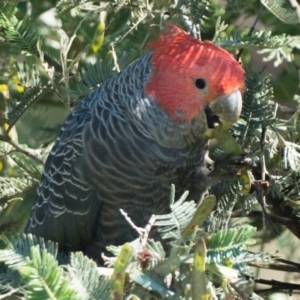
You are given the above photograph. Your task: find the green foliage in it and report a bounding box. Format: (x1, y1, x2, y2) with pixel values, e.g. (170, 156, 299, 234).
(0, 4, 40, 55)
(77, 59, 117, 96)
(0, 234, 110, 299)
(261, 0, 300, 24)
(0, 176, 37, 203)
(0, 0, 300, 298)
(154, 186, 197, 240)
(234, 68, 276, 148)
(217, 30, 296, 50)
(0, 196, 259, 299)
(110, 243, 133, 299)
(69, 252, 111, 299)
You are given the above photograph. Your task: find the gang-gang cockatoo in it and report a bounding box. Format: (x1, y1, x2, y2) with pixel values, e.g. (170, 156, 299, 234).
(26, 23, 245, 263)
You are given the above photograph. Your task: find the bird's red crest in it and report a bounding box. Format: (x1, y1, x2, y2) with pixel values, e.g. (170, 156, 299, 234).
(145, 23, 245, 122)
(148, 22, 194, 51)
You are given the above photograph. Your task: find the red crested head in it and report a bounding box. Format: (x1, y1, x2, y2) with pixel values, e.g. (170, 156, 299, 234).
(145, 23, 245, 123)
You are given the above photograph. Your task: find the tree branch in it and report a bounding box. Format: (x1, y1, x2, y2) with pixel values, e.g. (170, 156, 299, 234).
(265, 191, 300, 240)
(249, 261, 300, 273)
(255, 278, 300, 294)
(252, 182, 280, 236)
(236, 2, 264, 61)
(0, 135, 44, 165)
(231, 209, 295, 226)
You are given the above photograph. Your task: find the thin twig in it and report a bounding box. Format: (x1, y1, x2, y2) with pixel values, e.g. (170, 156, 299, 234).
(231, 209, 295, 226)
(115, 12, 149, 44)
(139, 30, 151, 50)
(67, 18, 114, 72)
(59, 13, 93, 106)
(0, 288, 23, 300)
(258, 126, 270, 229)
(0, 135, 44, 165)
(42, 54, 73, 75)
(255, 287, 300, 295)
(110, 45, 120, 73)
(261, 189, 300, 240)
(252, 182, 279, 236)
(6, 89, 46, 135)
(260, 126, 268, 182)
(119, 209, 156, 247)
(236, 3, 264, 61)
(255, 278, 300, 292)
(60, 36, 70, 106)
(66, 13, 92, 56)
(120, 209, 146, 236)
(141, 214, 156, 246)
(277, 258, 300, 269)
(16, 84, 66, 104)
(248, 262, 300, 273)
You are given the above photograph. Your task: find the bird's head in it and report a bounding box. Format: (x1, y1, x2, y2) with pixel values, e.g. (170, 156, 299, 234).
(145, 23, 245, 133)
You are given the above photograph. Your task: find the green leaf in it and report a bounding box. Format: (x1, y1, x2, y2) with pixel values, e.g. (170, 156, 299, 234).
(0, 176, 38, 202)
(0, 4, 41, 55)
(214, 129, 243, 155)
(11, 152, 43, 180)
(260, 0, 300, 24)
(181, 195, 216, 239)
(192, 237, 211, 300)
(69, 252, 111, 300)
(153, 185, 197, 241)
(110, 243, 133, 300)
(152, 255, 184, 278)
(77, 59, 116, 96)
(19, 246, 80, 300)
(129, 270, 176, 299)
(217, 30, 297, 57)
(0, 234, 79, 299)
(206, 225, 256, 264)
(233, 68, 276, 147)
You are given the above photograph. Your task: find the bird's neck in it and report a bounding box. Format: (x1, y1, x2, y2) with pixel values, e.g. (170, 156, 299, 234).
(95, 53, 209, 149)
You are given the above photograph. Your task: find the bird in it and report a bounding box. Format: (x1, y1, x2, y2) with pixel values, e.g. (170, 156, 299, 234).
(25, 23, 245, 264)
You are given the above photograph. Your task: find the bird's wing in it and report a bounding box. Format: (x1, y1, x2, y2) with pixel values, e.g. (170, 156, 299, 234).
(25, 97, 101, 251)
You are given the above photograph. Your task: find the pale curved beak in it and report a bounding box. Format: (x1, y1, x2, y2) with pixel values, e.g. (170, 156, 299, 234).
(207, 89, 242, 128)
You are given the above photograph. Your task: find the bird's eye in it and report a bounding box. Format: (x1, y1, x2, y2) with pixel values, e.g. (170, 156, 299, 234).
(195, 78, 206, 89)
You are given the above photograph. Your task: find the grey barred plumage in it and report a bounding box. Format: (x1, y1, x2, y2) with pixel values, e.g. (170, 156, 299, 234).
(25, 24, 245, 263)
(25, 53, 210, 261)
